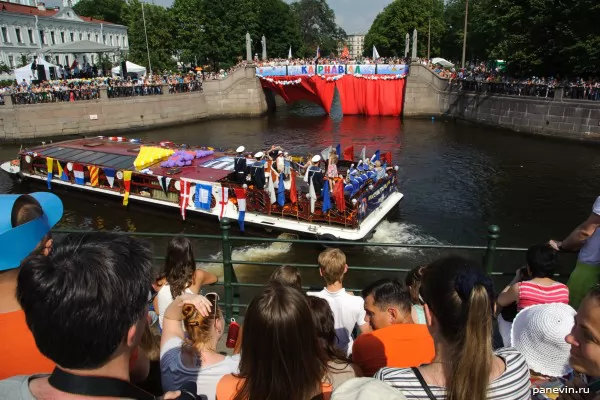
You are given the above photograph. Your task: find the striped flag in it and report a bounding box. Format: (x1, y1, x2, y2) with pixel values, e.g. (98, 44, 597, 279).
(179, 180, 191, 220)
(87, 166, 99, 187)
(56, 161, 69, 182)
(123, 171, 132, 206)
(46, 157, 53, 189)
(157, 175, 172, 193)
(73, 163, 84, 185)
(234, 188, 246, 232)
(215, 185, 229, 220)
(104, 168, 116, 188)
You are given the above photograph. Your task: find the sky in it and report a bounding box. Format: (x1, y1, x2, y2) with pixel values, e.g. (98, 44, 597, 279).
(49, 0, 393, 34)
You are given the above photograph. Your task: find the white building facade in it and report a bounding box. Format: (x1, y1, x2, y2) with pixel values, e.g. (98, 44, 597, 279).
(346, 34, 365, 59)
(0, 0, 127, 70)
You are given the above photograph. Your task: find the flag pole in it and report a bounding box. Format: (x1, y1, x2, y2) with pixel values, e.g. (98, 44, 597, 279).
(141, 2, 152, 76)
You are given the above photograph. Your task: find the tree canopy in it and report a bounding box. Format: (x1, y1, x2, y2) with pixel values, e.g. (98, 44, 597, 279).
(72, 0, 127, 25)
(290, 0, 346, 57)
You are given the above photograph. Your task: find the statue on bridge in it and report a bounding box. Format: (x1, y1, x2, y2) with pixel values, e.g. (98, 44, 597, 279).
(246, 32, 252, 62)
(262, 36, 267, 61)
(405, 33, 410, 58)
(411, 29, 418, 62)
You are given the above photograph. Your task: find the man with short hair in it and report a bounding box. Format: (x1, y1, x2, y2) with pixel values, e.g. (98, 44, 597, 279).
(0, 193, 62, 379)
(307, 248, 370, 356)
(351, 279, 435, 377)
(0, 232, 180, 399)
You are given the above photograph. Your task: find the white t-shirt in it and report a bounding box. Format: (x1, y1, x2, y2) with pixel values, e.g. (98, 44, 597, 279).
(579, 196, 600, 266)
(307, 288, 367, 356)
(157, 284, 194, 329)
(160, 337, 240, 400)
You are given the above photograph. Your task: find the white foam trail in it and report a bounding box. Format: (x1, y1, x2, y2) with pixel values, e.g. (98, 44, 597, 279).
(199, 232, 297, 280)
(366, 221, 442, 256)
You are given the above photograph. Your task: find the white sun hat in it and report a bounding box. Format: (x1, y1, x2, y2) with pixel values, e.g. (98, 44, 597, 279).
(331, 378, 407, 400)
(254, 151, 264, 158)
(236, 146, 245, 153)
(511, 303, 576, 377)
(312, 155, 321, 163)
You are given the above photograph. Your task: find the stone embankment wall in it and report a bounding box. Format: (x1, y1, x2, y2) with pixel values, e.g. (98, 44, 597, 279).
(404, 64, 600, 142)
(0, 66, 267, 141)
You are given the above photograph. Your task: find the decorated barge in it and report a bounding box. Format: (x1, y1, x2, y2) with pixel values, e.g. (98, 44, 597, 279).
(1, 137, 404, 241)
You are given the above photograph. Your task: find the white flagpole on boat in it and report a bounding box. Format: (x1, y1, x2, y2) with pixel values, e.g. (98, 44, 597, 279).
(141, 2, 152, 76)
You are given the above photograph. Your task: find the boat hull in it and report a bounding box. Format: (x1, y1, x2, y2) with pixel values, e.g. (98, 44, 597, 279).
(10, 169, 404, 241)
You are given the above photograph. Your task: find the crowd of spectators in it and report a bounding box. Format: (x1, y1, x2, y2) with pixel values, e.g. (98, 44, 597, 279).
(0, 191, 600, 399)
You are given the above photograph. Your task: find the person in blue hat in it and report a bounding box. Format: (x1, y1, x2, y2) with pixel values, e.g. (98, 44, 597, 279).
(0, 192, 63, 379)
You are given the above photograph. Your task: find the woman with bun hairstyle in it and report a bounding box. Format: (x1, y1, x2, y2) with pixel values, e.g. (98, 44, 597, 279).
(157, 236, 218, 328)
(160, 292, 239, 400)
(376, 256, 530, 400)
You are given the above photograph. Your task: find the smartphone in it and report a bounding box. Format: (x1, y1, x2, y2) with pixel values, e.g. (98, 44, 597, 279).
(588, 379, 600, 394)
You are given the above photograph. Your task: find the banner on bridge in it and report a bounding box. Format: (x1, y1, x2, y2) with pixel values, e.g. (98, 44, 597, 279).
(255, 64, 409, 77)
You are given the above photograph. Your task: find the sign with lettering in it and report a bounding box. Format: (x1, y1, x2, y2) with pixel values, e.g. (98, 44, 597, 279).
(256, 64, 409, 77)
(346, 64, 375, 75)
(287, 65, 314, 76)
(315, 64, 346, 75)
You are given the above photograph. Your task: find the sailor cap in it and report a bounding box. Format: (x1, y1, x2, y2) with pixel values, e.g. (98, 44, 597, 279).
(236, 146, 245, 153)
(254, 151, 264, 158)
(278, 150, 283, 155)
(312, 155, 321, 163)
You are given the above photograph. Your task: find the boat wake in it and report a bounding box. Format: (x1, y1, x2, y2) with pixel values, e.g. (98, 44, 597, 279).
(366, 221, 443, 256)
(199, 232, 296, 281)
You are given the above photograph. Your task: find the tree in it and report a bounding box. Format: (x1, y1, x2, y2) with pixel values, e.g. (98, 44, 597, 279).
(364, 0, 444, 59)
(121, 0, 177, 72)
(170, 0, 205, 64)
(252, 0, 303, 59)
(73, 0, 127, 25)
(290, 0, 346, 57)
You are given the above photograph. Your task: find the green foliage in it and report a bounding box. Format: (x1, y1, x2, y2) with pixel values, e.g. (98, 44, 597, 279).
(253, 0, 303, 59)
(73, 0, 127, 25)
(122, 0, 177, 72)
(16, 53, 33, 68)
(364, 0, 444, 58)
(0, 62, 11, 74)
(290, 0, 346, 57)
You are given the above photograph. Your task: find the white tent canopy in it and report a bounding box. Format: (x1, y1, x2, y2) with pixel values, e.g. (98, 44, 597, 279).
(43, 40, 119, 54)
(111, 61, 147, 78)
(432, 57, 454, 68)
(14, 58, 58, 84)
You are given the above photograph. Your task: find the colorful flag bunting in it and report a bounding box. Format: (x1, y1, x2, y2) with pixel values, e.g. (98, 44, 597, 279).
(56, 161, 69, 182)
(46, 157, 53, 189)
(104, 168, 116, 188)
(87, 166, 99, 187)
(179, 180, 191, 220)
(234, 188, 246, 232)
(195, 184, 212, 210)
(215, 185, 229, 220)
(73, 163, 85, 185)
(157, 176, 172, 193)
(123, 171, 132, 206)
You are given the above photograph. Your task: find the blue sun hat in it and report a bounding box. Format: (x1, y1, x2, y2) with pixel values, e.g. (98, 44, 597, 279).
(0, 192, 63, 271)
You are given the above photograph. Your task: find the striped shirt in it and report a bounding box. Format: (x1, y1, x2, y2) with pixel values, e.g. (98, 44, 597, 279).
(517, 281, 569, 310)
(375, 347, 531, 400)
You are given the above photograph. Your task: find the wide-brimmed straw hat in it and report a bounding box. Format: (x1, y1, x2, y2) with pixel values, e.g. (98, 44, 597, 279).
(511, 303, 576, 377)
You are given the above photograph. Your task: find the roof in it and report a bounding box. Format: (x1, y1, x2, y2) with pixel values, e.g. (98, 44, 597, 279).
(43, 39, 120, 54)
(0, 2, 58, 17)
(78, 16, 113, 25)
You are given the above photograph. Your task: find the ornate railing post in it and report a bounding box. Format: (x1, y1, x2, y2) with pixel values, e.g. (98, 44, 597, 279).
(220, 218, 234, 323)
(484, 225, 500, 275)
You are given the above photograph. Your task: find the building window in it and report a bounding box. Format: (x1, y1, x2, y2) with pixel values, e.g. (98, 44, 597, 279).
(102, 34, 106, 44)
(39, 30, 45, 44)
(69, 32, 73, 41)
(121, 36, 124, 47)
(55, 55, 59, 65)
(87, 33, 91, 40)
(1, 27, 7, 43)
(51, 31, 56, 45)
(95, 34, 99, 43)
(60, 32, 65, 43)
(15, 28, 22, 44)
(65, 55, 69, 66)
(8, 56, 14, 68)
(79, 32, 82, 40)
(45, 55, 50, 62)
(28, 29, 34, 44)
(109, 35, 113, 46)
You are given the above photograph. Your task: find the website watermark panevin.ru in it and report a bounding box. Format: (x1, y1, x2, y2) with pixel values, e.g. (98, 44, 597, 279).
(532, 387, 590, 396)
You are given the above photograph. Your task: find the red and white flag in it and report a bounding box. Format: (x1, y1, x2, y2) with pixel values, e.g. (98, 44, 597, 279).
(215, 185, 229, 220)
(179, 180, 191, 220)
(234, 188, 246, 232)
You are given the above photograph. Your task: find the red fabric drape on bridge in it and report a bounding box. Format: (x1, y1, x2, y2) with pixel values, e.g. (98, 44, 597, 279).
(260, 76, 336, 114)
(335, 76, 406, 117)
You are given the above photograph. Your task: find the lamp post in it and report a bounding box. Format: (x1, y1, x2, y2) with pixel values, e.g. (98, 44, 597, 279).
(461, 0, 469, 69)
(141, 2, 152, 75)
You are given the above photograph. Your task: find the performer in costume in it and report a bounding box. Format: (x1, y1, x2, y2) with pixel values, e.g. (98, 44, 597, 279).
(250, 152, 266, 189)
(234, 146, 247, 184)
(306, 155, 325, 196)
(276, 151, 285, 174)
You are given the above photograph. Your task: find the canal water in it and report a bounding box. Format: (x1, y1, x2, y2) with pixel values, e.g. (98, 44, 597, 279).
(1, 100, 599, 297)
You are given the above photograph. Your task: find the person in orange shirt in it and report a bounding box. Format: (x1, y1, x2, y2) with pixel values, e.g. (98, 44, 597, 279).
(351, 279, 435, 377)
(0, 193, 62, 379)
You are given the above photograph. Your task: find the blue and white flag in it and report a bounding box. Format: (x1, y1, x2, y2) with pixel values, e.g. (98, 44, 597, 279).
(234, 188, 246, 232)
(371, 150, 380, 163)
(277, 172, 285, 207)
(195, 183, 212, 210)
(360, 146, 366, 161)
(322, 179, 331, 213)
(104, 168, 116, 188)
(321, 145, 333, 161)
(73, 163, 85, 185)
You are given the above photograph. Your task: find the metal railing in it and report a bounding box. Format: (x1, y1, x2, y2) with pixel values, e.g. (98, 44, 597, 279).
(450, 80, 555, 98)
(107, 84, 163, 98)
(53, 220, 539, 324)
(563, 86, 600, 101)
(10, 89, 100, 104)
